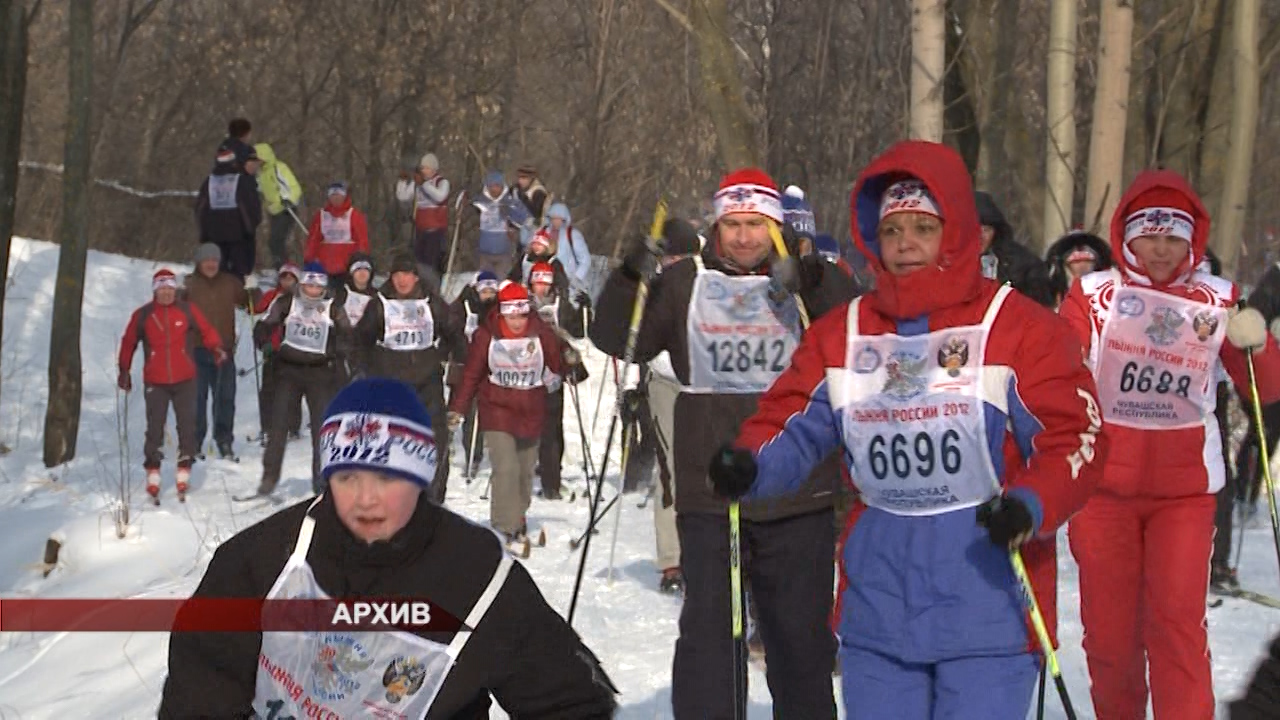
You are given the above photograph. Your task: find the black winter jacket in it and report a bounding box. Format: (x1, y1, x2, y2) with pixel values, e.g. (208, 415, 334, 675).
(158, 495, 617, 719)
(196, 166, 262, 244)
(254, 290, 353, 371)
(356, 278, 467, 388)
(975, 191, 1054, 307)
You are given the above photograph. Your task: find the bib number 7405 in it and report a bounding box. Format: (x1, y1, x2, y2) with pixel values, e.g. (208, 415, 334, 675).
(869, 429, 962, 480)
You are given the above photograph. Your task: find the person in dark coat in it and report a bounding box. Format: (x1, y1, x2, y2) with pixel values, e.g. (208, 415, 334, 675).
(1240, 258, 1280, 536)
(974, 191, 1053, 307)
(1044, 229, 1112, 308)
(449, 271, 501, 478)
(158, 377, 617, 719)
(196, 146, 263, 280)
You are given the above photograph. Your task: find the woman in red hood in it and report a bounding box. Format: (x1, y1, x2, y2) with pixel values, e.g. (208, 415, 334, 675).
(709, 141, 1107, 719)
(1059, 171, 1280, 719)
(304, 181, 370, 284)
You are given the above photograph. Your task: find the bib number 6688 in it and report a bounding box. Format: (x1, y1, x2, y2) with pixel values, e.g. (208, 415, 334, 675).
(869, 429, 962, 480)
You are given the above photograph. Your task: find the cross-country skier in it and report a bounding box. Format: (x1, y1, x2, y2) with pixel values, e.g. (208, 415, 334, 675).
(251, 263, 303, 446)
(355, 251, 466, 504)
(707, 141, 1107, 719)
(527, 260, 588, 500)
(118, 269, 226, 501)
(1044, 229, 1112, 309)
(446, 282, 569, 554)
(304, 181, 369, 289)
(590, 168, 857, 718)
(158, 377, 618, 719)
(251, 263, 353, 497)
(334, 251, 377, 377)
(450, 270, 501, 478)
(1058, 170, 1280, 719)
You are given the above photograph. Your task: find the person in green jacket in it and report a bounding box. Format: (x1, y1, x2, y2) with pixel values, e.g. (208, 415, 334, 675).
(254, 143, 304, 269)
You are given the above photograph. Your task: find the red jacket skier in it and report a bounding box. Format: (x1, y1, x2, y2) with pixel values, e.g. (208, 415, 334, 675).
(1059, 170, 1280, 719)
(304, 181, 369, 280)
(708, 141, 1107, 719)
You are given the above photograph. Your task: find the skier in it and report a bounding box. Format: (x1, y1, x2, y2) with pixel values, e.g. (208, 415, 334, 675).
(974, 191, 1054, 307)
(590, 168, 856, 718)
(450, 270, 501, 478)
(1236, 260, 1280, 535)
(251, 263, 353, 497)
(708, 141, 1106, 719)
(195, 147, 262, 281)
(215, 117, 254, 169)
(544, 202, 592, 293)
(1044, 228, 1112, 309)
(1058, 170, 1280, 719)
(394, 152, 452, 279)
(355, 252, 466, 505)
(446, 282, 568, 554)
(253, 142, 304, 270)
(304, 181, 369, 290)
(334, 251, 378, 377)
(159, 377, 618, 719)
(514, 164, 552, 227)
(473, 170, 529, 279)
(182, 243, 248, 461)
(511, 228, 569, 287)
(118, 269, 226, 501)
(528, 260, 589, 501)
(251, 263, 303, 447)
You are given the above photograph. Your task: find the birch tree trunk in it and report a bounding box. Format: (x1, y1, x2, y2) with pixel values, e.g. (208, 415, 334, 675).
(44, 0, 93, 468)
(1085, 0, 1135, 233)
(1043, 0, 1078, 244)
(1214, 0, 1260, 277)
(691, 0, 759, 169)
(909, 0, 945, 142)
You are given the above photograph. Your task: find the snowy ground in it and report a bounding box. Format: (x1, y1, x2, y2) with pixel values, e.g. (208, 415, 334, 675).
(0, 236, 1277, 719)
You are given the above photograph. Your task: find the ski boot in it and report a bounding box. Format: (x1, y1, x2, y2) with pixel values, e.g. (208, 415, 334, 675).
(175, 466, 190, 503)
(216, 441, 239, 463)
(146, 469, 161, 505)
(659, 567, 685, 596)
(1211, 564, 1241, 595)
(506, 528, 532, 558)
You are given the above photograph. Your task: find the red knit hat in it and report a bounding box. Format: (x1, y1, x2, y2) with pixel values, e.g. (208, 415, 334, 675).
(529, 262, 555, 286)
(713, 167, 783, 223)
(152, 268, 178, 291)
(529, 228, 553, 254)
(1122, 186, 1196, 244)
(498, 281, 531, 316)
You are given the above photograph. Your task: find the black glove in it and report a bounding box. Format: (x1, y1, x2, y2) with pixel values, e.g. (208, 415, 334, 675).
(621, 235, 663, 281)
(707, 444, 757, 500)
(574, 290, 592, 309)
(252, 320, 271, 349)
(1230, 636, 1280, 719)
(661, 218, 701, 257)
(620, 388, 644, 425)
(976, 495, 1035, 547)
(117, 369, 132, 392)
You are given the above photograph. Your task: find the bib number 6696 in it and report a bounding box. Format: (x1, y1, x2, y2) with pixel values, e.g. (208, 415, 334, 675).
(869, 429, 961, 480)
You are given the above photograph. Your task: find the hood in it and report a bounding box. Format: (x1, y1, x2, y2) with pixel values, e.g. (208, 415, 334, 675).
(974, 191, 1013, 248)
(254, 143, 277, 163)
(1109, 169, 1210, 288)
(851, 141, 984, 319)
(325, 195, 353, 214)
(1046, 230, 1111, 270)
(547, 202, 571, 224)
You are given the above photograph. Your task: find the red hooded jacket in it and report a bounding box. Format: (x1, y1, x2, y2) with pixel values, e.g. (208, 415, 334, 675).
(305, 197, 369, 276)
(119, 300, 223, 385)
(1060, 170, 1280, 498)
(448, 309, 564, 440)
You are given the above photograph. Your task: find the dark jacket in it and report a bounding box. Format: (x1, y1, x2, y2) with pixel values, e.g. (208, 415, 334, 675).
(158, 494, 617, 719)
(254, 290, 353, 369)
(195, 166, 262, 245)
(974, 191, 1054, 308)
(589, 238, 856, 521)
(1045, 230, 1112, 305)
(183, 269, 250, 348)
(356, 277, 466, 388)
(1248, 262, 1280, 324)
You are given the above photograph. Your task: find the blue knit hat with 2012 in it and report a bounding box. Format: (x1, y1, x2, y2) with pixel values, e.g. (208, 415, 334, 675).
(319, 378, 438, 489)
(782, 187, 816, 240)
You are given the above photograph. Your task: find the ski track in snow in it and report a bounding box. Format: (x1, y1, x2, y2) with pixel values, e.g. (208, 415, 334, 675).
(0, 236, 1276, 719)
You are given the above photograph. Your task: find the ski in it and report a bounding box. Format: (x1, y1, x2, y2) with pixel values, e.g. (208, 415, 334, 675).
(232, 492, 282, 505)
(1215, 588, 1280, 609)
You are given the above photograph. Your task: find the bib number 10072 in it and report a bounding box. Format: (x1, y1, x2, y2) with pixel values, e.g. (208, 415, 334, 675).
(869, 429, 962, 480)
(1118, 361, 1191, 398)
(706, 339, 787, 374)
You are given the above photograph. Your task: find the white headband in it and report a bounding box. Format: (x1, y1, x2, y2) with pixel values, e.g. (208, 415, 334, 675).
(530, 270, 555, 285)
(500, 299, 531, 316)
(152, 275, 178, 291)
(880, 180, 941, 220)
(714, 184, 784, 223)
(319, 412, 438, 487)
(300, 271, 328, 287)
(475, 279, 499, 293)
(1124, 207, 1194, 244)
(348, 260, 372, 273)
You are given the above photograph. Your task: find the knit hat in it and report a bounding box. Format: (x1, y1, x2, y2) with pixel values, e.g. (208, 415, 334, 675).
(783, 185, 805, 200)
(498, 282, 531, 316)
(194, 243, 221, 264)
(1123, 187, 1196, 244)
(389, 251, 418, 275)
(529, 262, 555, 287)
(347, 251, 374, 275)
(278, 262, 301, 280)
(713, 168, 783, 223)
(517, 164, 538, 177)
(813, 234, 841, 261)
(880, 179, 942, 221)
(484, 170, 505, 187)
(300, 261, 328, 287)
(318, 378, 438, 489)
(326, 181, 348, 198)
(782, 192, 816, 240)
(474, 270, 500, 293)
(152, 268, 178, 291)
(419, 153, 439, 172)
(215, 148, 236, 166)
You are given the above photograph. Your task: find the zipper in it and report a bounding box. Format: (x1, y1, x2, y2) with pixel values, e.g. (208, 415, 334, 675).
(153, 305, 173, 383)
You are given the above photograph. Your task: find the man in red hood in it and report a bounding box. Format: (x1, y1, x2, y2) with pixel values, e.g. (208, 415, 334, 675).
(305, 181, 369, 286)
(707, 141, 1107, 719)
(1059, 170, 1280, 719)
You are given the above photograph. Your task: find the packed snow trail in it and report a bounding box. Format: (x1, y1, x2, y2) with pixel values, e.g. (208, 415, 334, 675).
(0, 237, 1277, 718)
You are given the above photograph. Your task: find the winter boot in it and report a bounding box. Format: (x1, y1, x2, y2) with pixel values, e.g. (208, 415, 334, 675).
(216, 441, 238, 461)
(175, 466, 191, 501)
(1211, 564, 1242, 595)
(146, 468, 161, 503)
(659, 567, 685, 596)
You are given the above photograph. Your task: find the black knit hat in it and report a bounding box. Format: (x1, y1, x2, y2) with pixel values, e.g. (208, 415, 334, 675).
(347, 251, 374, 274)
(389, 251, 418, 274)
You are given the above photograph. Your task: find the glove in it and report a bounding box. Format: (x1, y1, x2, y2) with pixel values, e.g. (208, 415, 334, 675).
(447, 411, 465, 429)
(253, 321, 271, 349)
(563, 347, 582, 366)
(976, 494, 1035, 548)
(1229, 307, 1268, 350)
(213, 348, 229, 366)
(574, 290, 592, 309)
(621, 388, 644, 425)
(543, 369, 563, 393)
(707, 443, 757, 500)
(117, 369, 132, 392)
(662, 218, 701, 256)
(770, 256, 801, 295)
(621, 235, 663, 282)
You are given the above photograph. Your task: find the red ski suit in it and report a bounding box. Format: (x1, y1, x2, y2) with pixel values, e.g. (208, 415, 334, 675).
(119, 300, 223, 385)
(304, 198, 369, 277)
(1059, 170, 1280, 720)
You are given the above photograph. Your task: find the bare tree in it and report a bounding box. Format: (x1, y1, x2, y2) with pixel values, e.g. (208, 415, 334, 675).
(690, 0, 760, 169)
(1085, 0, 1135, 233)
(1214, 0, 1261, 276)
(43, 0, 92, 468)
(1043, 0, 1078, 245)
(910, 0, 945, 141)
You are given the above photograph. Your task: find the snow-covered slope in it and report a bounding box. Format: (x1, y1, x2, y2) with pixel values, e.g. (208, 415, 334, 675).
(0, 236, 1277, 718)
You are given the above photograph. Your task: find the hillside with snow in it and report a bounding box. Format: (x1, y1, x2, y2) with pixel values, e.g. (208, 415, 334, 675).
(0, 237, 1278, 718)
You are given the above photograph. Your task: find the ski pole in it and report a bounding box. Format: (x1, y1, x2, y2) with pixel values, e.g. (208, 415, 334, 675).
(569, 493, 620, 550)
(568, 198, 667, 624)
(465, 401, 481, 486)
(590, 356, 614, 437)
(730, 500, 746, 720)
(568, 378, 597, 499)
(442, 190, 468, 299)
(245, 290, 261, 395)
(1245, 346, 1280, 577)
(1036, 663, 1047, 720)
(1008, 546, 1076, 719)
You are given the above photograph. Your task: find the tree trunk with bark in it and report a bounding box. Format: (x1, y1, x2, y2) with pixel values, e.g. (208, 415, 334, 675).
(0, 0, 33, 419)
(44, 0, 93, 468)
(1085, 0, 1135, 233)
(690, 0, 759, 169)
(1214, 0, 1260, 277)
(910, 0, 946, 142)
(1043, 0, 1078, 245)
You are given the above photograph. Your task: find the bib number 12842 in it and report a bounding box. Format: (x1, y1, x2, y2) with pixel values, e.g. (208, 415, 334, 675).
(868, 429, 961, 480)
(707, 339, 787, 374)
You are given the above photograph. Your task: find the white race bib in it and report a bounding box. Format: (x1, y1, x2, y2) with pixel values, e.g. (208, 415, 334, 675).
(488, 337, 545, 389)
(320, 210, 353, 244)
(343, 292, 372, 327)
(282, 299, 333, 355)
(209, 174, 239, 210)
(379, 298, 434, 351)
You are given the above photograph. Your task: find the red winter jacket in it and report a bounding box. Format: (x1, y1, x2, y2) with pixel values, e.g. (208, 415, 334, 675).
(448, 309, 564, 440)
(253, 287, 286, 352)
(1059, 170, 1280, 499)
(119, 301, 223, 385)
(305, 198, 369, 276)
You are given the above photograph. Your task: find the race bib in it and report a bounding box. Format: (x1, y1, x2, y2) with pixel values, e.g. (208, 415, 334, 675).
(686, 266, 801, 394)
(1094, 284, 1226, 429)
(343, 292, 371, 326)
(320, 211, 352, 244)
(535, 297, 559, 327)
(282, 299, 333, 355)
(489, 337, 544, 389)
(380, 298, 434, 351)
(209, 174, 239, 210)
